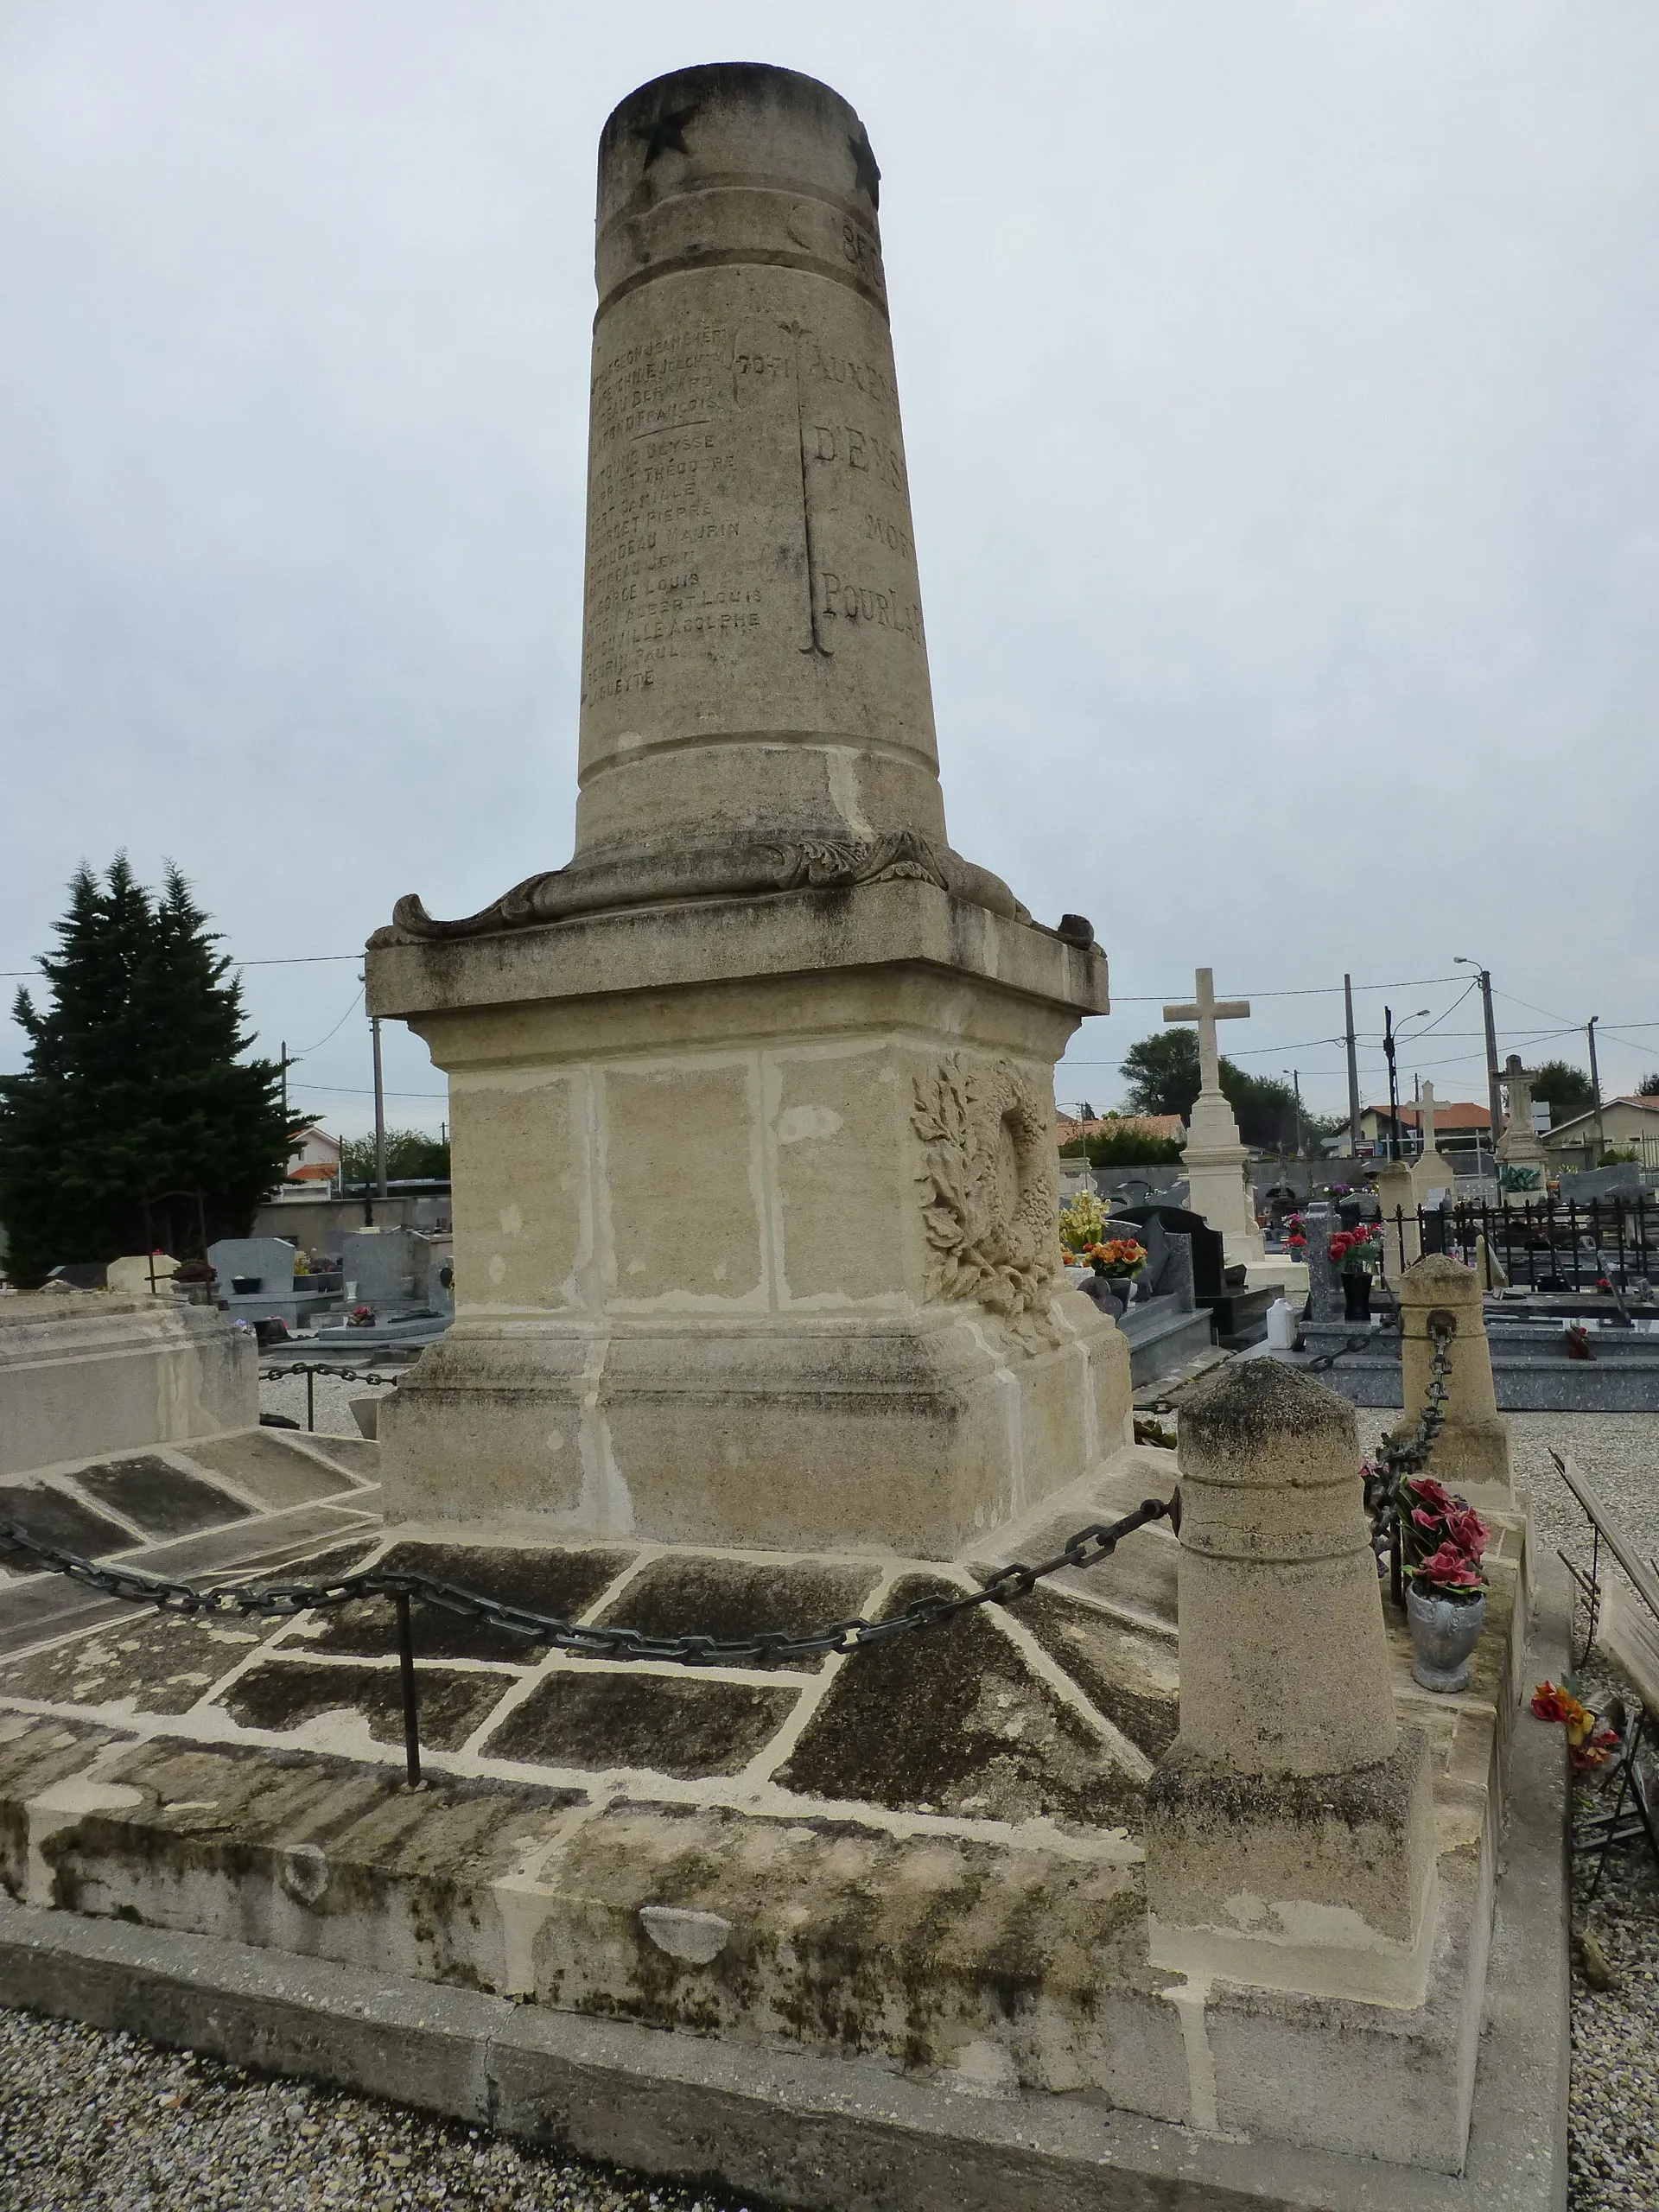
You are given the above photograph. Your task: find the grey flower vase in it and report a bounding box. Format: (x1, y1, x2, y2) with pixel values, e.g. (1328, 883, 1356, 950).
(1406, 1586, 1486, 1693)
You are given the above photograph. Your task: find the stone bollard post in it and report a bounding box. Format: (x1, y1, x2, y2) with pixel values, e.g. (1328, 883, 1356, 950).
(1145, 1360, 1436, 2005)
(1389, 1251, 1513, 1511)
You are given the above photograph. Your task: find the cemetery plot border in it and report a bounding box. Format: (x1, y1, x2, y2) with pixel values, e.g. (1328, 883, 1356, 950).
(0, 1493, 1178, 1789)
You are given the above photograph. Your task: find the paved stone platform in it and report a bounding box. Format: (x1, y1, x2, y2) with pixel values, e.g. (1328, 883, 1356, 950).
(0, 1432, 1560, 2194)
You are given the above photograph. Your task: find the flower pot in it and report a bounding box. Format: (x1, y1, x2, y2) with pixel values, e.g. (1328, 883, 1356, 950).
(1406, 1586, 1486, 1694)
(1341, 1271, 1373, 1321)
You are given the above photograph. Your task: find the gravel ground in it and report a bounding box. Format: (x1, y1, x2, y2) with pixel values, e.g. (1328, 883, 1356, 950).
(0, 2012, 775, 2212)
(1509, 1412, 1659, 2212)
(1, 1407, 1653, 2207)
(258, 1363, 404, 1438)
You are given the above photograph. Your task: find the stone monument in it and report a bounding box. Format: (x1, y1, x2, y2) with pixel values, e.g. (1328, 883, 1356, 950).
(1411, 1079, 1462, 1204)
(366, 63, 1128, 1558)
(1495, 1054, 1549, 1197)
(1161, 967, 1262, 1261)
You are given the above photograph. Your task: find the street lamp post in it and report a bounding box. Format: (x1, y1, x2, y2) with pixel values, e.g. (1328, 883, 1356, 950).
(1587, 1016, 1607, 1162)
(1454, 957, 1503, 1153)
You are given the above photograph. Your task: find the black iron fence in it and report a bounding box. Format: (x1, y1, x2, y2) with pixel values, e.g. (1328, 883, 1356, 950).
(1374, 1195, 1657, 1295)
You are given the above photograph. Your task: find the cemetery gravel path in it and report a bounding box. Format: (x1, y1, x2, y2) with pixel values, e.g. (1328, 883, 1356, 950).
(0, 1408, 1654, 2209)
(0, 2011, 773, 2212)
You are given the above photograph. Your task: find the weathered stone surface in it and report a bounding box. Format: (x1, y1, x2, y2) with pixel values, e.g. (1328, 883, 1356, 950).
(0, 1484, 137, 1568)
(0, 1294, 256, 1480)
(183, 1431, 362, 1510)
(68, 1454, 252, 1539)
(220, 1661, 509, 1753)
(0, 1613, 276, 1715)
(293, 1542, 634, 1664)
(482, 1671, 798, 1777)
(774, 1576, 1146, 1827)
(586, 1555, 885, 1671)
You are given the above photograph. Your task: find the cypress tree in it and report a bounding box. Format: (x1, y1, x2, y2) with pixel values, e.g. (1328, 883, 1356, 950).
(0, 859, 300, 1284)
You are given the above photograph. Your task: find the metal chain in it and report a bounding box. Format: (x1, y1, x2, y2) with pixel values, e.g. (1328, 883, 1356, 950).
(259, 1361, 404, 1388)
(1363, 1319, 1455, 1574)
(0, 1495, 1178, 1668)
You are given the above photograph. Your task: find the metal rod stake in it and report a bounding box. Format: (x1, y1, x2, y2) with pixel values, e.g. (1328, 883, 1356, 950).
(396, 1592, 422, 1789)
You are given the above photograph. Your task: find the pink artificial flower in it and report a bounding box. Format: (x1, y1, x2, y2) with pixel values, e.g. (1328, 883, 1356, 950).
(1414, 1541, 1485, 1590)
(1443, 1507, 1491, 1558)
(1408, 1476, 1457, 1515)
(1411, 1505, 1447, 1535)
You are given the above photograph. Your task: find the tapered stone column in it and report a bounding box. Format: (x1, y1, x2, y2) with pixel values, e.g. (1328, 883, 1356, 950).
(365, 64, 1128, 1558)
(1146, 1361, 1437, 2005)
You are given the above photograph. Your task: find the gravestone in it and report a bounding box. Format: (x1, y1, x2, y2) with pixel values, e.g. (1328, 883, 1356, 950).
(339, 1229, 429, 1311)
(1161, 968, 1262, 1260)
(1495, 1055, 1550, 1196)
(365, 62, 1128, 1557)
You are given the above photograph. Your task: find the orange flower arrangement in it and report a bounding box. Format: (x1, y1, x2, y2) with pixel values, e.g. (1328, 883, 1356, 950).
(1529, 1681, 1621, 1770)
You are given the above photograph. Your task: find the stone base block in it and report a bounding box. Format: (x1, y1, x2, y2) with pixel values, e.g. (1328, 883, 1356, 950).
(1397, 1414, 1514, 1513)
(0, 1294, 257, 1479)
(1145, 1730, 1437, 2006)
(380, 1303, 1132, 1557)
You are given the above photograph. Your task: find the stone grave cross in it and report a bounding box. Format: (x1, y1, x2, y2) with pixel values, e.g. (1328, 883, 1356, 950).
(1500, 1055, 1537, 1139)
(1418, 1079, 1440, 1156)
(1163, 969, 1250, 1097)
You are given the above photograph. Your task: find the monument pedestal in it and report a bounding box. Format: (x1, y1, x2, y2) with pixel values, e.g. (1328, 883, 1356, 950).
(1180, 1093, 1263, 1263)
(371, 880, 1130, 1557)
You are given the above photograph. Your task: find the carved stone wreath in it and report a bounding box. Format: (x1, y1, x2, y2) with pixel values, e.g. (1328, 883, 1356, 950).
(911, 1053, 1060, 1346)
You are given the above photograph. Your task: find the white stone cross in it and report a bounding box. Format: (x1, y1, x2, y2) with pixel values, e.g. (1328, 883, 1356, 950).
(1163, 967, 1251, 1097)
(1502, 1054, 1537, 1133)
(1419, 1079, 1439, 1156)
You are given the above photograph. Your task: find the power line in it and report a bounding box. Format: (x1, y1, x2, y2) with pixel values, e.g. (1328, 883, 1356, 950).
(288, 987, 365, 1058)
(290, 1082, 445, 1100)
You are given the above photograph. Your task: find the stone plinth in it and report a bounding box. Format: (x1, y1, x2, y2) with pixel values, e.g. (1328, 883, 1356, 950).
(1389, 1252, 1514, 1511)
(0, 1294, 256, 1480)
(1146, 1360, 1437, 2005)
(1181, 1091, 1262, 1262)
(366, 66, 1128, 1558)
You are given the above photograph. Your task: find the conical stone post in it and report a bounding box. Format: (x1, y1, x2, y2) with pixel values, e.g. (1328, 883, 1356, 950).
(1389, 1251, 1513, 1511)
(1145, 1360, 1436, 2005)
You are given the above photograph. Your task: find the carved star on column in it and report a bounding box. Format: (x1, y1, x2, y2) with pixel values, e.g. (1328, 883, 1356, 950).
(636, 100, 698, 167)
(848, 124, 880, 209)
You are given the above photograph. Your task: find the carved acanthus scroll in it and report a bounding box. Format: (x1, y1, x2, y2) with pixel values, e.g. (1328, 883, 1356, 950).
(911, 1054, 1060, 1345)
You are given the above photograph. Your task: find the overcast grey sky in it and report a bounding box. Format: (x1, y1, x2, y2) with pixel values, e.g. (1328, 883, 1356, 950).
(3, 1, 1655, 1135)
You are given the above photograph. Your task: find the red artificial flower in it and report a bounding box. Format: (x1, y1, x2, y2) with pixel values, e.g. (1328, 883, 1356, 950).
(1530, 1681, 1576, 1725)
(1414, 1541, 1485, 1589)
(1411, 1504, 1446, 1534)
(1571, 1729, 1621, 1773)
(1407, 1476, 1457, 1515)
(1443, 1507, 1491, 1558)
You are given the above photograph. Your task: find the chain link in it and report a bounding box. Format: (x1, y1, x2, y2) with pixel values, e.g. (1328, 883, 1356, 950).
(1363, 1319, 1455, 1572)
(0, 1496, 1179, 1667)
(259, 1361, 405, 1389)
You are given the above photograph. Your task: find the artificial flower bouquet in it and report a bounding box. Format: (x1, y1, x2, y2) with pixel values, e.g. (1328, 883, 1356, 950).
(1396, 1472, 1490, 1602)
(1058, 1191, 1107, 1262)
(1529, 1681, 1621, 1770)
(1084, 1237, 1148, 1281)
(1328, 1224, 1382, 1275)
